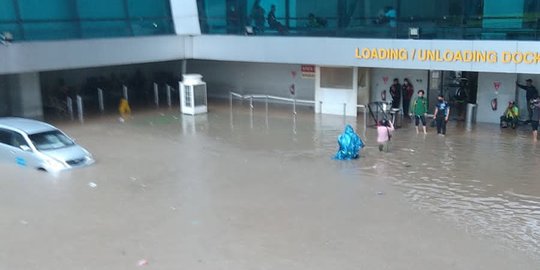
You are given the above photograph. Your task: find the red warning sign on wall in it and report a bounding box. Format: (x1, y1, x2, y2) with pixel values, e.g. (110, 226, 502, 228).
(301, 65, 315, 79)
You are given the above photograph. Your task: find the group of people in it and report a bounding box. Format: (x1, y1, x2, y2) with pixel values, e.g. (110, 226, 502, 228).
(335, 90, 447, 159)
(389, 78, 415, 118)
(251, 1, 287, 34)
(410, 91, 450, 136)
(336, 78, 540, 159)
(334, 120, 395, 159)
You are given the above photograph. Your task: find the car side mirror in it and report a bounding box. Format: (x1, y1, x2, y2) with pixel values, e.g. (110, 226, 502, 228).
(20, 145, 32, 152)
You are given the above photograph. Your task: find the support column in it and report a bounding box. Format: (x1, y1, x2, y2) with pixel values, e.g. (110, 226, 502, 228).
(7, 72, 43, 119)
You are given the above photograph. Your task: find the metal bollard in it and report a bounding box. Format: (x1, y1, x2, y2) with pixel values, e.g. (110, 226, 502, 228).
(67, 97, 74, 121)
(319, 101, 323, 114)
(97, 88, 104, 113)
(166, 85, 172, 108)
(265, 95, 269, 114)
(343, 103, 347, 124)
(229, 92, 233, 129)
(154, 83, 159, 108)
(249, 96, 254, 129)
(265, 95, 269, 128)
(76, 95, 84, 123)
(293, 114, 297, 134)
(123, 85, 128, 101)
(363, 106, 367, 137)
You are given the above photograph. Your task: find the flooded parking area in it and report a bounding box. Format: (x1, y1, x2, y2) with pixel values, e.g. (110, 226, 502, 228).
(1, 101, 539, 269)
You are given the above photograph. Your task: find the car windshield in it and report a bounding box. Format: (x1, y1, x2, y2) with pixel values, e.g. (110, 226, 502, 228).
(28, 130, 74, 151)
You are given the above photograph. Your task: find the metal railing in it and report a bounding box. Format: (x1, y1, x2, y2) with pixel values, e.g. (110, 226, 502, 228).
(230, 91, 367, 136)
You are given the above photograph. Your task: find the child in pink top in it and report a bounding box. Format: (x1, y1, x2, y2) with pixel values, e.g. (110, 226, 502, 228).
(377, 119, 394, 152)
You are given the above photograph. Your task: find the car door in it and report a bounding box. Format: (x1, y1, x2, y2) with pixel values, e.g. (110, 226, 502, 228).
(0, 128, 13, 163)
(0, 128, 40, 168)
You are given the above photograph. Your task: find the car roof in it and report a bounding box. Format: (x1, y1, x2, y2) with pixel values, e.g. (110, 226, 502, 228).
(0, 117, 57, 135)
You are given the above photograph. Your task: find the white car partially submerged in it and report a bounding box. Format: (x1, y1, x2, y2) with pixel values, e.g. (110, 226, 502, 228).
(0, 117, 94, 172)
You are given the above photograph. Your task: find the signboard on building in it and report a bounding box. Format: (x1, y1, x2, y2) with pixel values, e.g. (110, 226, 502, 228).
(301, 65, 315, 79)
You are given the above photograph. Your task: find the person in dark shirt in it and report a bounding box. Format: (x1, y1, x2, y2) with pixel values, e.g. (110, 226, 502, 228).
(433, 95, 450, 136)
(251, 0, 265, 33)
(402, 78, 414, 118)
(531, 98, 540, 141)
(454, 79, 468, 120)
(389, 78, 401, 109)
(517, 79, 539, 123)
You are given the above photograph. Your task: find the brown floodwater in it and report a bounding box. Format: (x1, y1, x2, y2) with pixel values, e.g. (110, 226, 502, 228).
(1, 100, 539, 269)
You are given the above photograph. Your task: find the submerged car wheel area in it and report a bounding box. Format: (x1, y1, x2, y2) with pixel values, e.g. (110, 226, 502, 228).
(0, 117, 94, 172)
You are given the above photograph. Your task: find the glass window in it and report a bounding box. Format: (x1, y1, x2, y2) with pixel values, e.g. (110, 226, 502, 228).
(77, 0, 125, 19)
(193, 84, 207, 106)
(296, 0, 335, 29)
(18, 0, 76, 20)
(10, 132, 29, 148)
(80, 21, 131, 38)
(0, 0, 17, 20)
(0, 129, 12, 145)
(128, 0, 171, 17)
(29, 130, 74, 151)
(0, 129, 29, 149)
(2, 0, 174, 41)
(23, 22, 79, 40)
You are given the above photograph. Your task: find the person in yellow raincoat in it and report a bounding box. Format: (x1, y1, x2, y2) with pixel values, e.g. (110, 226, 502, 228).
(118, 97, 131, 120)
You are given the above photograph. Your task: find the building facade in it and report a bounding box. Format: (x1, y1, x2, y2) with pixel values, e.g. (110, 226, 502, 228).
(1, 0, 540, 124)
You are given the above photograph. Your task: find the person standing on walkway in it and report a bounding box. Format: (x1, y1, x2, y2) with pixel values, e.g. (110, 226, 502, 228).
(454, 79, 468, 120)
(402, 78, 414, 118)
(389, 78, 401, 109)
(433, 95, 450, 136)
(517, 79, 539, 123)
(530, 98, 540, 141)
(412, 90, 428, 134)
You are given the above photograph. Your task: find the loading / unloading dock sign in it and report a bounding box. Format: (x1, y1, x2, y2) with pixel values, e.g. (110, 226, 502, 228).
(355, 47, 540, 65)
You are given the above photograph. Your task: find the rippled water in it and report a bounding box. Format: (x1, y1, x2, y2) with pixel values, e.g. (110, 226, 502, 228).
(3, 100, 539, 269)
(223, 100, 540, 257)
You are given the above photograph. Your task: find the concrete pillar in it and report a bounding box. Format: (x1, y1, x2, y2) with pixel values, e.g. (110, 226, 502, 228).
(6, 72, 43, 119)
(0, 75, 10, 116)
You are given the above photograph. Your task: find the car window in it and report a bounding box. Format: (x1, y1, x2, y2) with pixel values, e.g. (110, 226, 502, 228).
(0, 129, 11, 145)
(10, 132, 30, 148)
(28, 130, 74, 151)
(0, 128, 29, 149)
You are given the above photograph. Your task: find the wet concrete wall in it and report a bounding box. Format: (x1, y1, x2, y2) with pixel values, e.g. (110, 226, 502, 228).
(187, 60, 316, 101)
(476, 73, 517, 123)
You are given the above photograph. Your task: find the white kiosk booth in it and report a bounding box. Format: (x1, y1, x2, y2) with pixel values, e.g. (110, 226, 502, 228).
(180, 74, 207, 115)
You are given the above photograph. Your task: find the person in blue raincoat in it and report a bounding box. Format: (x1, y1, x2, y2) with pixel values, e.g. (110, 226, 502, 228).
(334, 125, 364, 160)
